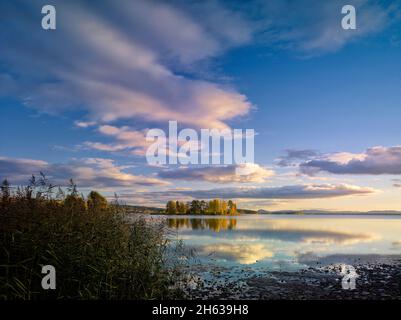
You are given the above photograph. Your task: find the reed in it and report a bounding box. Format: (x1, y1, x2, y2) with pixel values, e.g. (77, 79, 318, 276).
(0, 176, 188, 300)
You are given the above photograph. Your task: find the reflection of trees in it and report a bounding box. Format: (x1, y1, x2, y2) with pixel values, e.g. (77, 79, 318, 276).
(167, 218, 237, 232)
(167, 218, 191, 229)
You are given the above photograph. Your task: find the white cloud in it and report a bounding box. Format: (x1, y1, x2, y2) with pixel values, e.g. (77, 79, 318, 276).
(158, 163, 274, 184)
(84, 125, 151, 155)
(128, 183, 377, 201)
(255, 0, 400, 55)
(0, 0, 253, 130)
(0, 156, 168, 188)
(180, 183, 376, 199)
(301, 146, 401, 175)
(74, 121, 97, 128)
(199, 243, 273, 264)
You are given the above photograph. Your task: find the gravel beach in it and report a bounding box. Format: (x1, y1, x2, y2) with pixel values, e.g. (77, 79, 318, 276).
(185, 258, 401, 300)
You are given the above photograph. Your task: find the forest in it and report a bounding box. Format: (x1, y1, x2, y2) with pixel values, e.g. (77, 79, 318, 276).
(165, 199, 237, 215)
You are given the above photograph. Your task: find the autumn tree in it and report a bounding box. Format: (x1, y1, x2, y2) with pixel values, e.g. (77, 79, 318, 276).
(228, 200, 237, 215)
(87, 191, 108, 212)
(166, 199, 237, 215)
(221, 200, 228, 215)
(63, 194, 87, 213)
(177, 201, 188, 214)
(166, 200, 177, 214)
(208, 199, 222, 215)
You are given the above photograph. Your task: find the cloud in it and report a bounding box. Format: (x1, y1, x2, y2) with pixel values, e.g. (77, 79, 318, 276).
(158, 163, 274, 183)
(393, 179, 401, 188)
(198, 243, 273, 264)
(277, 149, 319, 167)
(133, 183, 376, 201)
(84, 124, 200, 159)
(83, 125, 151, 156)
(84, 124, 257, 163)
(0, 156, 168, 188)
(300, 146, 401, 175)
(74, 121, 96, 128)
(0, 0, 253, 130)
(181, 226, 375, 245)
(255, 0, 401, 55)
(2, 0, 397, 132)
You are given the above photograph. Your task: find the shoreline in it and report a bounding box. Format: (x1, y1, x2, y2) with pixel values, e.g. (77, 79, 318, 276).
(148, 212, 401, 216)
(185, 259, 401, 300)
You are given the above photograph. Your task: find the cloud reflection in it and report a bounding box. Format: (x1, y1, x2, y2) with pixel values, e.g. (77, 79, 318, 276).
(198, 243, 273, 264)
(177, 225, 375, 245)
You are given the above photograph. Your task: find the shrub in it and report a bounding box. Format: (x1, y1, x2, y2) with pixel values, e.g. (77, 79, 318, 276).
(0, 177, 187, 300)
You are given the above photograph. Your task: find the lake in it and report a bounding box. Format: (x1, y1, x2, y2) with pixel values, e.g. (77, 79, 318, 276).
(159, 214, 401, 272)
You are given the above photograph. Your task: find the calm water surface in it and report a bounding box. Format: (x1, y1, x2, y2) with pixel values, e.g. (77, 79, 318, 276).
(157, 214, 401, 271)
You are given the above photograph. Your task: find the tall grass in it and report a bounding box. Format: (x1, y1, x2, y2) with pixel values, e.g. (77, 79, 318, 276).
(0, 176, 188, 300)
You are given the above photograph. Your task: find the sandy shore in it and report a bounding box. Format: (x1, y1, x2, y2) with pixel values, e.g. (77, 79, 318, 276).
(185, 256, 401, 300)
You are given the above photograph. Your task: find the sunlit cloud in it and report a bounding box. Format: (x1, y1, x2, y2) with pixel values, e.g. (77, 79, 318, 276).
(83, 125, 151, 156)
(198, 243, 273, 264)
(180, 226, 376, 245)
(175, 183, 377, 199)
(0, 0, 253, 130)
(158, 163, 274, 184)
(74, 121, 97, 128)
(300, 146, 401, 175)
(0, 156, 168, 188)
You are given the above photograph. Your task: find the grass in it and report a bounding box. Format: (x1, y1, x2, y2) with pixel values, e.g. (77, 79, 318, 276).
(0, 176, 189, 300)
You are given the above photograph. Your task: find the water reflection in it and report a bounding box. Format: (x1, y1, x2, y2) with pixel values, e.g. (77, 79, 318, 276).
(179, 227, 375, 244)
(168, 217, 237, 232)
(199, 243, 273, 264)
(161, 215, 401, 270)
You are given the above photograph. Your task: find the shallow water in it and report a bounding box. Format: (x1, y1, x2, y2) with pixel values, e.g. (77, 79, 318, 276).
(157, 214, 401, 271)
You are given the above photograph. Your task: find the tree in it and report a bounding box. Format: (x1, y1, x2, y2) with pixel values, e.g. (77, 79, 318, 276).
(189, 200, 202, 214)
(166, 200, 177, 214)
(177, 201, 187, 214)
(166, 198, 237, 215)
(200, 200, 207, 213)
(221, 200, 228, 215)
(87, 191, 108, 212)
(63, 194, 87, 213)
(208, 199, 222, 215)
(228, 200, 237, 215)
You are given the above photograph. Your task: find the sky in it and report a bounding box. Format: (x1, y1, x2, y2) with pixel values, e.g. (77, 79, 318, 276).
(1, 0, 401, 211)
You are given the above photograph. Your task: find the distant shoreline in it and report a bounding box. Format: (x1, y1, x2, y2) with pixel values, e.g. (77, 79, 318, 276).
(124, 205, 401, 216)
(256, 212, 401, 216)
(146, 212, 401, 216)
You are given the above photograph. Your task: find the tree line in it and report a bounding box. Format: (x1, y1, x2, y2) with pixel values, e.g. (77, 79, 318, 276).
(166, 199, 237, 215)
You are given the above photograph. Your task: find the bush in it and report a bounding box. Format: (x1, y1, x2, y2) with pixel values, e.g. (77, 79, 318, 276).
(0, 177, 187, 300)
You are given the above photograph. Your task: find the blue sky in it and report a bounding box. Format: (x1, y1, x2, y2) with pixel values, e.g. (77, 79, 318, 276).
(1, 0, 401, 210)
